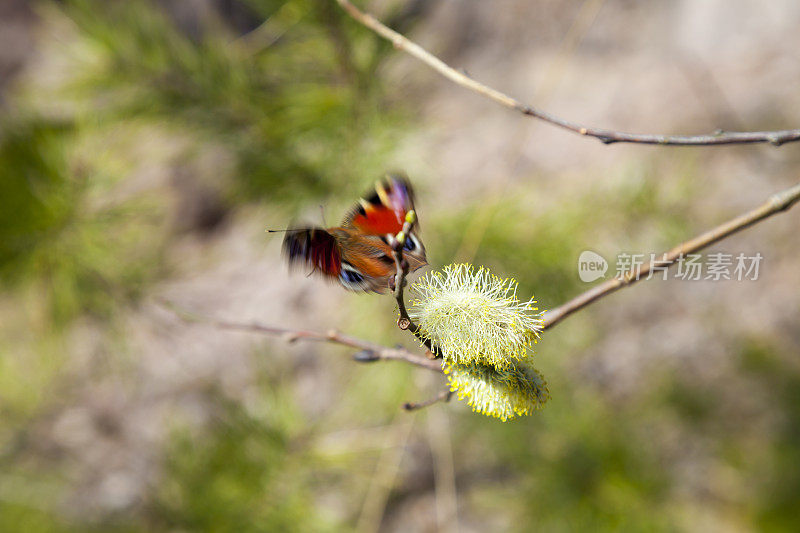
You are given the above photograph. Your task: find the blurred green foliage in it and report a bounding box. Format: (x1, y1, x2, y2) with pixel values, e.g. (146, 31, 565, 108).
(63, 0, 410, 201)
(0, 117, 75, 276)
(147, 389, 332, 532)
(0, 0, 415, 529)
(0, 113, 170, 322)
(1, 0, 414, 321)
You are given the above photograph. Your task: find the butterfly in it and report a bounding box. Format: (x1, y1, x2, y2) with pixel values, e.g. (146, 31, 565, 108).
(279, 175, 427, 293)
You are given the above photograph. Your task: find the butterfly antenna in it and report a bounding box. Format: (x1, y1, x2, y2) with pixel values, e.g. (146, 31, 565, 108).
(319, 204, 328, 227)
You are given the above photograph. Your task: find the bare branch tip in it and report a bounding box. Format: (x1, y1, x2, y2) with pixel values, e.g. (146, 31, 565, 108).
(334, 0, 800, 148)
(402, 389, 453, 411)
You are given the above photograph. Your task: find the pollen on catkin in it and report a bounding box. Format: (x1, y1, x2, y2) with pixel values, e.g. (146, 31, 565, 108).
(446, 361, 549, 421)
(409, 264, 543, 369)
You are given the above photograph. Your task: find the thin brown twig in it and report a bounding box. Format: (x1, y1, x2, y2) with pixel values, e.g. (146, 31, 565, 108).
(159, 300, 443, 373)
(335, 0, 800, 147)
(389, 211, 438, 356)
(542, 182, 800, 329)
(403, 389, 452, 411)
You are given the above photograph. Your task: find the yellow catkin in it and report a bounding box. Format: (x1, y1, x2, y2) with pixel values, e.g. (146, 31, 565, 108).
(409, 264, 543, 369)
(446, 362, 549, 421)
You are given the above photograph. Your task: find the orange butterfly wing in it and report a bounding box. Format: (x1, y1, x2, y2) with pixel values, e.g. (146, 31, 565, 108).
(344, 175, 416, 235)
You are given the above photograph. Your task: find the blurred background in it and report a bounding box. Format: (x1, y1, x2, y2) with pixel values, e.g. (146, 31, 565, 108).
(1, 0, 800, 531)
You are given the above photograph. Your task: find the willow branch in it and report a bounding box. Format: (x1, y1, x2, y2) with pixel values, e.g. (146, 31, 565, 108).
(335, 0, 800, 147)
(160, 301, 443, 373)
(542, 182, 800, 329)
(403, 389, 452, 411)
(389, 211, 438, 356)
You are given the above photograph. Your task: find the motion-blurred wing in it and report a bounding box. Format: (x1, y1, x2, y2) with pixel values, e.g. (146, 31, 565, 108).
(343, 174, 416, 235)
(282, 228, 341, 277)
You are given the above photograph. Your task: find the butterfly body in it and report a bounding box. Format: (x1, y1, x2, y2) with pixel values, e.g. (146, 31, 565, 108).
(281, 176, 427, 293)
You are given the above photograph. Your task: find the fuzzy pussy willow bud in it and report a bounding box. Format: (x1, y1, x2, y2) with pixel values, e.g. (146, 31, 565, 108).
(446, 361, 549, 421)
(409, 264, 543, 369)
